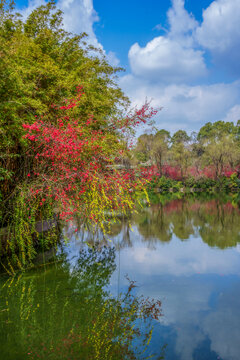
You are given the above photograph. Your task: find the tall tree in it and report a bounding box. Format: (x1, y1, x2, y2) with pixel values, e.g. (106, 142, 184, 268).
(0, 0, 128, 202)
(198, 121, 237, 142)
(171, 130, 191, 179)
(203, 135, 240, 179)
(134, 133, 154, 163)
(152, 129, 170, 175)
(171, 130, 190, 145)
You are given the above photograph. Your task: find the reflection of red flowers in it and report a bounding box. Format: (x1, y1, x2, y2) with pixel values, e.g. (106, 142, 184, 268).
(161, 198, 240, 215)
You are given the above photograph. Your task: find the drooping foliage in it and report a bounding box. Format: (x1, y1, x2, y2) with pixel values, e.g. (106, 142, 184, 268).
(0, 1, 159, 270)
(22, 87, 157, 231)
(0, 0, 127, 204)
(0, 245, 163, 359)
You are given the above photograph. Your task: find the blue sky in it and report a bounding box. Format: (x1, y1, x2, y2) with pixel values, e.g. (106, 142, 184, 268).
(15, 0, 240, 134)
(93, 0, 213, 68)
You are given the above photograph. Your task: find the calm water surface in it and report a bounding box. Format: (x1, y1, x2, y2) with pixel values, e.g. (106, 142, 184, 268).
(1, 197, 240, 360)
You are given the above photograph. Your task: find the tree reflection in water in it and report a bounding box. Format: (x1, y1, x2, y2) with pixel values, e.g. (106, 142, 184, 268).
(1, 197, 238, 359)
(108, 197, 240, 249)
(0, 245, 164, 360)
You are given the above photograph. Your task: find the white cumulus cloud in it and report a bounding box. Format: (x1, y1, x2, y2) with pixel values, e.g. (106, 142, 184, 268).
(129, 37, 206, 83)
(58, 0, 100, 47)
(167, 0, 198, 43)
(119, 75, 240, 133)
(128, 0, 206, 84)
(196, 0, 240, 74)
(120, 0, 240, 133)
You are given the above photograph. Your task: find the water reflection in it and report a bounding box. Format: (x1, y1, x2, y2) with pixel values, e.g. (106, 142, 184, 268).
(1, 197, 240, 360)
(106, 197, 240, 360)
(0, 246, 163, 360)
(109, 197, 240, 249)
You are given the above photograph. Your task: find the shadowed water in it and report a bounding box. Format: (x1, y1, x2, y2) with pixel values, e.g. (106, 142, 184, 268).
(1, 196, 240, 359)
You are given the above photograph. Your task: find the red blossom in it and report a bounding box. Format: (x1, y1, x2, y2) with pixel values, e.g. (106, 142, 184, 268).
(22, 86, 158, 223)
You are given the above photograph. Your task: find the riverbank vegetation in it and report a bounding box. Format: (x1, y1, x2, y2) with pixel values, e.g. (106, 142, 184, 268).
(0, 1, 157, 271)
(132, 121, 240, 194)
(1, 1, 240, 272)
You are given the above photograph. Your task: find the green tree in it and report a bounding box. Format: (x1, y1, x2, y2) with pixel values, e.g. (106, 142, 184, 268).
(203, 135, 240, 179)
(0, 0, 129, 230)
(170, 131, 191, 179)
(152, 129, 170, 175)
(171, 130, 190, 145)
(0, 0, 127, 203)
(197, 120, 238, 143)
(171, 143, 191, 179)
(134, 133, 154, 163)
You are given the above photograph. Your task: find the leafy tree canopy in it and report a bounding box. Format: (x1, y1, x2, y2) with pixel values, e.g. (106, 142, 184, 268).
(0, 0, 128, 195)
(171, 130, 190, 145)
(197, 121, 237, 142)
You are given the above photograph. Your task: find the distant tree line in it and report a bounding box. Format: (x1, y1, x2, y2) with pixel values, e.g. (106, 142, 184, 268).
(133, 121, 240, 180)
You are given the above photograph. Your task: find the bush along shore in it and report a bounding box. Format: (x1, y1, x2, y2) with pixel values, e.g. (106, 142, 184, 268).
(148, 173, 240, 193)
(145, 172, 240, 205)
(132, 120, 240, 198)
(0, 2, 160, 273)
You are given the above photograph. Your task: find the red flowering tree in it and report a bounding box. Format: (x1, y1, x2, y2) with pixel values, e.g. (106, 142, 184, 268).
(23, 86, 158, 233)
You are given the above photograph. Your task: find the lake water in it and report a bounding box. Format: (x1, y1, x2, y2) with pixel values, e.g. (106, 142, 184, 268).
(1, 196, 240, 360)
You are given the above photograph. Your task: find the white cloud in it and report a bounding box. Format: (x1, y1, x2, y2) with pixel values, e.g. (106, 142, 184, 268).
(119, 74, 240, 133)
(196, 0, 240, 73)
(128, 37, 206, 83)
(167, 0, 198, 43)
(128, 0, 206, 84)
(58, 0, 101, 48)
(196, 0, 240, 52)
(223, 104, 240, 123)
(121, 0, 240, 133)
